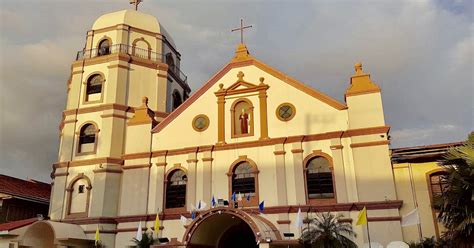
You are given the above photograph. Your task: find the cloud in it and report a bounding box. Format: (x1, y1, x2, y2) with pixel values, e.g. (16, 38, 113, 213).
(390, 124, 467, 148)
(0, 0, 472, 181)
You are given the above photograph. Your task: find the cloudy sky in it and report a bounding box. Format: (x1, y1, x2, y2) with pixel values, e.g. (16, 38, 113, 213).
(0, 0, 472, 182)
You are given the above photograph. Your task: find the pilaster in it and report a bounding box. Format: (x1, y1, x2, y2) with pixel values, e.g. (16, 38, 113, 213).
(273, 144, 288, 206)
(291, 142, 306, 204)
(258, 86, 269, 140)
(50, 169, 69, 220)
(150, 158, 167, 213)
(217, 94, 226, 144)
(201, 150, 213, 206)
(90, 164, 122, 217)
(105, 60, 130, 105)
(186, 153, 198, 211)
(329, 139, 348, 203)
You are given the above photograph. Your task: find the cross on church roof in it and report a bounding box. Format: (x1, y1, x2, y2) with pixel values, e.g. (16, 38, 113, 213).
(129, 0, 143, 11)
(231, 18, 253, 44)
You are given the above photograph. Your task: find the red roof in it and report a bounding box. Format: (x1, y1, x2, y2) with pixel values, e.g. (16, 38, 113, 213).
(0, 218, 37, 232)
(0, 175, 51, 203)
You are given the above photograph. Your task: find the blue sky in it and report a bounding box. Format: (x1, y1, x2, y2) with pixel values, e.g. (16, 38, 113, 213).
(0, 0, 472, 182)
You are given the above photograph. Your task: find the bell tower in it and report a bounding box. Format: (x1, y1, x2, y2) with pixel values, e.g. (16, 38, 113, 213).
(50, 7, 190, 229)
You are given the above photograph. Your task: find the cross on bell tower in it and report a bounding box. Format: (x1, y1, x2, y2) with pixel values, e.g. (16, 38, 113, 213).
(231, 18, 253, 44)
(129, 0, 142, 11)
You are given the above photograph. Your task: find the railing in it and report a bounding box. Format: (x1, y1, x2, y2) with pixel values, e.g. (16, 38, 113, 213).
(76, 44, 187, 83)
(168, 64, 188, 84)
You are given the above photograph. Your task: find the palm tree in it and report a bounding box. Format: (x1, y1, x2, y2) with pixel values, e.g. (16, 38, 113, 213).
(300, 212, 357, 248)
(131, 230, 158, 248)
(436, 133, 474, 247)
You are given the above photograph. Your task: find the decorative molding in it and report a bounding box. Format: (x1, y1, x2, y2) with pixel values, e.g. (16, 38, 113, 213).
(63, 103, 133, 116)
(100, 113, 128, 119)
(191, 114, 210, 132)
(345, 63, 381, 97)
(107, 64, 130, 70)
(350, 140, 390, 148)
(342, 125, 390, 138)
(291, 149, 304, 154)
(330, 145, 344, 150)
(122, 164, 151, 170)
(53, 157, 123, 168)
(53, 172, 69, 177)
(122, 152, 151, 160)
(60, 200, 404, 225)
(93, 168, 123, 174)
(275, 102, 296, 122)
(273, 151, 286, 155)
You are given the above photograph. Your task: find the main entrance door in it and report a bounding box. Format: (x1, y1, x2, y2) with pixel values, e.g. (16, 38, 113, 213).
(186, 212, 258, 248)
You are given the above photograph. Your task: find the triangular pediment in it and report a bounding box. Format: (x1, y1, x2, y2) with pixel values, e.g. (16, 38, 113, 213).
(227, 80, 258, 91)
(152, 48, 346, 134)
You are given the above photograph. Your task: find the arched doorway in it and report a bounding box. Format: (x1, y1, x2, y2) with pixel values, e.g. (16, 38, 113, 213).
(184, 208, 281, 248)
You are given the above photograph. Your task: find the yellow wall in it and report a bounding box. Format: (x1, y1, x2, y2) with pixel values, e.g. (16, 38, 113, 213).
(394, 162, 446, 242)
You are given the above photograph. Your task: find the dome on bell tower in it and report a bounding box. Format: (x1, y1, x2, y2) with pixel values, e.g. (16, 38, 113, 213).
(93, 9, 159, 32)
(91, 9, 176, 47)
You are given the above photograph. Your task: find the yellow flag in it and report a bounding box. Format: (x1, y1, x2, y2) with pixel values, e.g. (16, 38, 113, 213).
(356, 207, 368, 225)
(154, 213, 160, 234)
(95, 225, 100, 244)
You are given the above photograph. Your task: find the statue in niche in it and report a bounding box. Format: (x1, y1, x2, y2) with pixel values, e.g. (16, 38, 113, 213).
(239, 109, 249, 134)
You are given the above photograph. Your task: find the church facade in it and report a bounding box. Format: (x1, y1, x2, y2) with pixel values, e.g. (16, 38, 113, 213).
(10, 8, 455, 248)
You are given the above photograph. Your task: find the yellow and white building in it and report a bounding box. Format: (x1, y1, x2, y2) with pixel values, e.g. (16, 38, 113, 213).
(8, 8, 459, 248)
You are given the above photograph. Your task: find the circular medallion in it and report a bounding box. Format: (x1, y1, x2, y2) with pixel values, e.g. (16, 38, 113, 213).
(192, 114, 210, 132)
(276, 103, 296, 121)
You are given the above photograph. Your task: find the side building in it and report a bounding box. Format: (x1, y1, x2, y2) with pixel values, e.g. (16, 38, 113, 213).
(0, 175, 51, 223)
(392, 142, 463, 241)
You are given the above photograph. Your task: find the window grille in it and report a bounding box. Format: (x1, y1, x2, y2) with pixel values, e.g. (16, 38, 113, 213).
(306, 157, 334, 199)
(166, 170, 187, 209)
(232, 162, 256, 196)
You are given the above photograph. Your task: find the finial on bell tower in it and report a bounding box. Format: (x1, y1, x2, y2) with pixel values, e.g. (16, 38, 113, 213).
(129, 0, 143, 11)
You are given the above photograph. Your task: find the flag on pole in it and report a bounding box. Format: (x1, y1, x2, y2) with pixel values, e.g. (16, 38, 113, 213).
(295, 208, 303, 228)
(237, 192, 243, 202)
(211, 195, 216, 207)
(154, 213, 160, 234)
(259, 201, 265, 212)
(231, 192, 236, 202)
(401, 208, 420, 227)
(246, 194, 251, 202)
(136, 221, 143, 241)
(94, 225, 100, 245)
(180, 215, 187, 225)
(356, 207, 368, 225)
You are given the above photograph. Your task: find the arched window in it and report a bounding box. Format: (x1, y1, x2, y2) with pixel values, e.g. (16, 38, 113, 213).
(429, 171, 449, 210)
(78, 124, 97, 154)
(231, 99, 254, 138)
(98, 39, 110, 56)
(66, 174, 91, 217)
(305, 156, 335, 201)
(228, 158, 259, 206)
(85, 74, 103, 102)
(166, 53, 175, 69)
(165, 169, 187, 209)
(172, 91, 182, 110)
